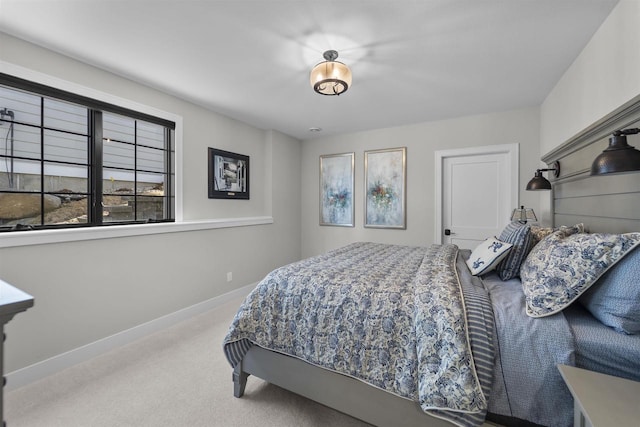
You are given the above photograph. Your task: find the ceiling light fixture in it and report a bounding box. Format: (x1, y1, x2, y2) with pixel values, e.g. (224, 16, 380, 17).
(310, 50, 352, 96)
(591, 128, 640, 175)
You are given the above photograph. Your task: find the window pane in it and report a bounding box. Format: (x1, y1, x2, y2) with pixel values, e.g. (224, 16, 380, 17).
(103, 196, 134, 223)
(103, 168, 135, 196)
(103, 139, 134, 169)
(0, 191, 42, 226)
(137, 121, 165, 149)
(0, 158, 41, 191)
(44, 193, 89, 225)
(171, 150, 175, 178)
(43, 163, 88, 193)
(103, 113, 134, 143)
(170, 174, 175, 204)
(4, 124, 41, 161)
(168, 195, 175, 219)
(137, 145, 165, 173)
(102, 166, 135, 222)
(43, 98, 88, 134)
(135, 195, 165, 221)
(0, 85, 41, 127)
(136, 171, 167, 221)
(136, 171, 164, 195)
(44, 130, 89, 164)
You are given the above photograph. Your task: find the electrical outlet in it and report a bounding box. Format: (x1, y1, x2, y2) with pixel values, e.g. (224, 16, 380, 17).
(226, 272, 233, 282)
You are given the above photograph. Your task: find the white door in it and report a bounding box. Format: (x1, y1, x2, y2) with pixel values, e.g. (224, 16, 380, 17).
(435, 144, 518, 249)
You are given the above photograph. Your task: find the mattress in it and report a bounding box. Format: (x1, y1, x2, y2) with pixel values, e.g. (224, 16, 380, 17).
(564, 303, 640, 382)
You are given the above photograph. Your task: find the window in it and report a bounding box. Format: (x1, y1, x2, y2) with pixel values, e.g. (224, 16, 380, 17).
(0, 75, 175, 232)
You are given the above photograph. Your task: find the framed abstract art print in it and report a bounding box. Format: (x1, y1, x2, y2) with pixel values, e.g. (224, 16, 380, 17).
(319, 152, 355, 227)
(364, 147, 406, 229)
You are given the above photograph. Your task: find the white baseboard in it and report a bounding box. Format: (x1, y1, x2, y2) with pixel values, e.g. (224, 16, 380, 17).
(6, 283, 255, 391)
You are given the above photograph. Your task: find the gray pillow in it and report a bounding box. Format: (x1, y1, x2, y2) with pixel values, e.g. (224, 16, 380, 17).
(496, 222, 534, 280)
(579, 246, 640, 334)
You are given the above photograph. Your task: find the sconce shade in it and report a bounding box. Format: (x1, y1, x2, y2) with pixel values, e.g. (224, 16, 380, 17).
(511, 206, 537, 223)
(526, 171, 552, 190)
(590, 131, 640, 175)
(526, 161, 560, 191)
(310, 50, 352, 96)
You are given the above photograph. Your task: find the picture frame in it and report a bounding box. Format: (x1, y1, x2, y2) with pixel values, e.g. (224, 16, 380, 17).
(364, 147, 406, 229)
(208, 148, 250, 199)
(319, 152, 355, 227)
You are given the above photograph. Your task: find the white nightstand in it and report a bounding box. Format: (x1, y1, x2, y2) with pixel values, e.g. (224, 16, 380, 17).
(558, 364, 640, 427)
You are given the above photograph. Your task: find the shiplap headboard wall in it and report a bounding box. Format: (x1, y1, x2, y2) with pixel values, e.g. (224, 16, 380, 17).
(542, 95, 640, 234)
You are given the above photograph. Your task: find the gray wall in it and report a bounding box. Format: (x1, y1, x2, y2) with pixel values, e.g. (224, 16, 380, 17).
(541, 1, 640, 155)
(0, 33, 302, 372)
(539, 0, 640, 224)
(300, 107, 541, 258)
(2, 0, 636, 378)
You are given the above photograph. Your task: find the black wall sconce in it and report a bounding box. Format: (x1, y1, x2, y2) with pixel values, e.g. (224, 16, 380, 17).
(591, 128, 640, 175)
(526, 161, 560, 191)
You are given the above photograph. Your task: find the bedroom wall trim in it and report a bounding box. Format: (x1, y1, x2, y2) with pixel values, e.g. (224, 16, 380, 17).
(5, 282, 256, 391)
(0, 216, 274, 248)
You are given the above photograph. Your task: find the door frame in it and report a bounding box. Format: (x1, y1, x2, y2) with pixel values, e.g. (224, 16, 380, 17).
(434, 143, 519, 244)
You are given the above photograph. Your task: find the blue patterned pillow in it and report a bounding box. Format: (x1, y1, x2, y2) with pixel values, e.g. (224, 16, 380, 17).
(496, 222, 534, 280)
(521, 232, 640, 318)
(579, 246, 640, 334)
(465, 236, 513, 276)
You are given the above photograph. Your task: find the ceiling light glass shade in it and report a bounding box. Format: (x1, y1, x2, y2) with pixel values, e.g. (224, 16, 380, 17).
(590, 132, 640, 175)
(526, 170, 552, 190)
(310, 50, 352, 96)
(511, 206, 537, 223)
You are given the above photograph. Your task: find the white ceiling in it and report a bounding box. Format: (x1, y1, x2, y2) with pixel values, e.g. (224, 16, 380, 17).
(0, 0, 619, 140)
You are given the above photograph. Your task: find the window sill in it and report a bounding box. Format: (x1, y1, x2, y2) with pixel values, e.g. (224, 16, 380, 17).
(0, 216, 274, 248)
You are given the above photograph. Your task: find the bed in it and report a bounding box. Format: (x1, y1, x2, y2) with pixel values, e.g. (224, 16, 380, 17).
(222, 97, 640, 427)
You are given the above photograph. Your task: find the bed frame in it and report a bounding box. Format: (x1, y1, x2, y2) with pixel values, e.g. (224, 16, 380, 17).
(232, 94, 640, 427)
(233, 346, 452, 427)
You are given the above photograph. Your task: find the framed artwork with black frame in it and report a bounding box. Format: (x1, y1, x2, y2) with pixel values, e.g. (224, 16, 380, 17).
(208, 148, 250, 199)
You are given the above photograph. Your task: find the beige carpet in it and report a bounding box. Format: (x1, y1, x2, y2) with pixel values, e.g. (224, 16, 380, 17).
(5, 295, 372, 427)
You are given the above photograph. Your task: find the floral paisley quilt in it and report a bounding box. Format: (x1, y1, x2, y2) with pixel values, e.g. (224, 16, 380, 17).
(223, 242, 493, 427)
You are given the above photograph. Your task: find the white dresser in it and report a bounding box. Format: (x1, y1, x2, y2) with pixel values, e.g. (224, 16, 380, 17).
(0, 280, 34, 426)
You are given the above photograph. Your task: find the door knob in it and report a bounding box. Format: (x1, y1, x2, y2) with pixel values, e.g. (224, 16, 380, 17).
(444, 229, 452, 236)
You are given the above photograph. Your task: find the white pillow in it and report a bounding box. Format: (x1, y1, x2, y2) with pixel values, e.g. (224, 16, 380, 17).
(466, 237, 513, 276)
